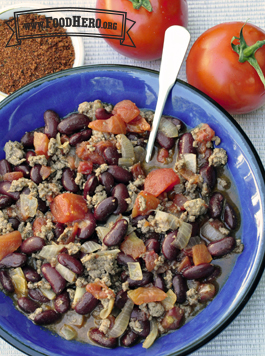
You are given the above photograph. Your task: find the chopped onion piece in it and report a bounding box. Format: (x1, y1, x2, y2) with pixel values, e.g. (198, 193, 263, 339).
(67, 310, 84, 327)
(120, 134, 135, 160)
(80, 241, 102, 253)
(109, 299, 134, 338)
(56, 263, 77, 283)
(172, 222, 192, 249)
(127, 224, 135, 235)
(159, 117, 179, 138)
(96, 226, 111, 241)
(60, 324, 77, 340)
(118, 158, 134, 167)
(134, 146, 146, 163)
(72, 287, 86, 308)
(201, 221, 225, 241)
(20, 194, 38, 218)
(40, 287, 56, 300)
(143, 320, 158, 349)
(39, 244, 65, 260)
(128, 262, 143, 281)
(161, 289, 177, 311)
(96, 249, 120, 256)
(155, 211, 181, 231)
(183, 153, 197, 173)
(9, 267, 27, 297)
(100, 297, 115, 319)
(186, 236, 202, 248)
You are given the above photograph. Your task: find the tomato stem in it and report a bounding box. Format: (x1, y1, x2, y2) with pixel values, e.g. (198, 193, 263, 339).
(127, 0, 153, 12)
(231, 24, 265, 88)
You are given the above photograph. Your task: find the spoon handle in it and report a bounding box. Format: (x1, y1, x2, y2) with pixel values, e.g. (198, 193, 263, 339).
(145, 26, 190, 163)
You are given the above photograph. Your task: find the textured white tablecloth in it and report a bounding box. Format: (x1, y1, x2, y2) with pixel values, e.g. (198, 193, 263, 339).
(0, 0, 265, 355)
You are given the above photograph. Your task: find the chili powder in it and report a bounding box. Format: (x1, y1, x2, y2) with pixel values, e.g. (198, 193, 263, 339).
(0, 14, 75, 94)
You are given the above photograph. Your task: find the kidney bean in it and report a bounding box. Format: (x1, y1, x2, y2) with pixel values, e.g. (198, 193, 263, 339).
(178, 133, 196, 155)
(95, 107, 113, 120)
(37, 198, 48, 213)
(28, 289, 49, 303)
(8, 218, 20, 230)
(127, 272, 153, 288)
(57, 253, 83, 275)
(22, 266, 41, 283)
(69, 129, 92, 146)
(202, 265, 221, 283)
(30, 165, 42, 184)
(131, 215, 149, 227)
(162, 306, 184, 330)
(154, 275, 166, 292)
(20, 236, 46, 255)
(209, 192, 224, 219)
(94, 197, 118, 221)
(41, 263, 66, 295)
(54, 291, 71, 314)
(89, 327, 117, 348)
(61, 168, 79, 193)
(208, 236, 236, 257)
(21, 132, 34, 148)
(0, 194, 13, 209)
(103, 147, 120, 165)
(115, 290, 128, 309)
(0, 181, 20, 200)
(108, 165, 133, 184)
(167, 116, 185, 131)
(99, 172, 115, 195)
(162, 231, 180, 261)
(58, 113, 90, 135)
(145, 238, 160, 253)
(111, 183, 129, 215)
(156, 131, 175, 150)
(54, 223, 66, 239)
(224, 203, 237, 230)
(198, 148, 213, 168)
(83, 174, 98, 197)
(14, 164, 30, 178)
(131, 306, 148, 321)
(17, 297, 39, 314)
(77, 214, 96, 240)
(120, 271, 128, 283)
(133, 320, 150, 338)
(117, 252, 135, 266)
(0, 159, 12, 175)
(0, 270, 14, 293)
(200, 163, 217, 189)
(25, 150, 36, 164)
(75, 292, 99, 315)
(172, 275, 187, 304)
(103, 219, 128, 247)
(0, 253, 27, 269)
(34, 309, 60, 325)
(44, 109, 60, 138)
(198, 283, 216, 302)
(120, 329, 139, 347)
(36, 126, 45, 133)
(183, 263, 215, 280)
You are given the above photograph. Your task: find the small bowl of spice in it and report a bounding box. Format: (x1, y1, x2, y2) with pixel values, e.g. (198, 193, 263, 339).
(0, 3, 84, 98)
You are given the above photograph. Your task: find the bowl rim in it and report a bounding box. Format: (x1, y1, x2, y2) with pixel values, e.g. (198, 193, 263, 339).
(0, 64, 265, 356)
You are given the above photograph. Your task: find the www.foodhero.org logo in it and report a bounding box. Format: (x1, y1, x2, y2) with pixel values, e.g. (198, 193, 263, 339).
(5, 7, 135, 47)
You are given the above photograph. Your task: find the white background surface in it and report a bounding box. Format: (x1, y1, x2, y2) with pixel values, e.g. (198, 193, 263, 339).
(0, 0, 265, 355)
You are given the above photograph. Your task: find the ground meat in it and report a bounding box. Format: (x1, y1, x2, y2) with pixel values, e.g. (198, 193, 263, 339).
(75, 173, 85, 189)
(29, 307, 43, 321)
(208, 148, 227, 167)
(129, 320, 143, 333)
(36, 219, 54, 241)
(99, 318, 111, 334)
(186, 288, 200, 306)
(18, 221, 33, 239)
(0, 212, 13, 235)
(138, 195, 147, 212)
(146, 302, 165, 318)
(95, 164, 108, 177)
(38, 182, 61, 201)
(164, 270, 173, 289)
(183, 198, 208, 217)
(28, 155, 47, 167)
(4, 141, 26, 165)
(8, 178, 38, 196)
(78, 100, 105, 120)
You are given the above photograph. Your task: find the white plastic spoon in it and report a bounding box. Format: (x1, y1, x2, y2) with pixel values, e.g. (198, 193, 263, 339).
(145, 25, 190, 163)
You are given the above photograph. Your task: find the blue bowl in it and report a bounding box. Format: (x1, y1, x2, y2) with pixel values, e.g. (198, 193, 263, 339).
(0, 65, 265, 356)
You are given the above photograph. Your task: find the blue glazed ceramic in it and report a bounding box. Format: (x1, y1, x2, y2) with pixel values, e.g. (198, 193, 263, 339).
(0, 65, 265, 356)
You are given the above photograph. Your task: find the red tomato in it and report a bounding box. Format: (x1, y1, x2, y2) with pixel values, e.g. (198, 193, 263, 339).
(126, 115, 150, 133)
(33, 132, 49, 158)
(88, 114, 127, 134)
(128, 286, 167, 305)
(50, 193, 88, 223)
(96, 0, 188, 61)
(186, 22, 265, 114)
(144, 168, 180, 197)
(0, 231, 22, 261)
(131, 191, 160, 218)
(112, 100, 140, 123)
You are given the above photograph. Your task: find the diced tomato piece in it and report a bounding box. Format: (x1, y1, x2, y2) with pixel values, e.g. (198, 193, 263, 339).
(157, 148, 169, 163)
(128, 286, 167, 305)
(192, 244, 212, 266)
(86, 280, 115, 299)
(50, 193, 88, 224)
(173, 194, 188, 211)
(33, 132, 49, 158)
(112, 100, 140, 123)
(66, 155, 77, 170)
(132, 191, 160, 218)
(126, 115, 151, 133)
(130, 162, 145, 180)
(94, 140, 114, 156)
(78, 161, 93, 174)
(87, 151, 105, 165)
(178, 167, 201, 183)
(161, 306, 184, 330)
(76, 142, 105, 165)
(177, 255, 192, 272)
(40, 166, 52, 180)
(3, 172, 23, 181)
(0, 231, 22, 261)
(88, 114, 127, 134)
(32, 217, 47, 235)
(143, 250, 159, 272)
(120, 233, 146, 260)
(58, 223, 79, 244)
(193, 124, 215, 143)
(144, 168, 180, 197)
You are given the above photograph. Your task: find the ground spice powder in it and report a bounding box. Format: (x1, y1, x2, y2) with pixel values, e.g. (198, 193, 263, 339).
(0, 14, 75, 94)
